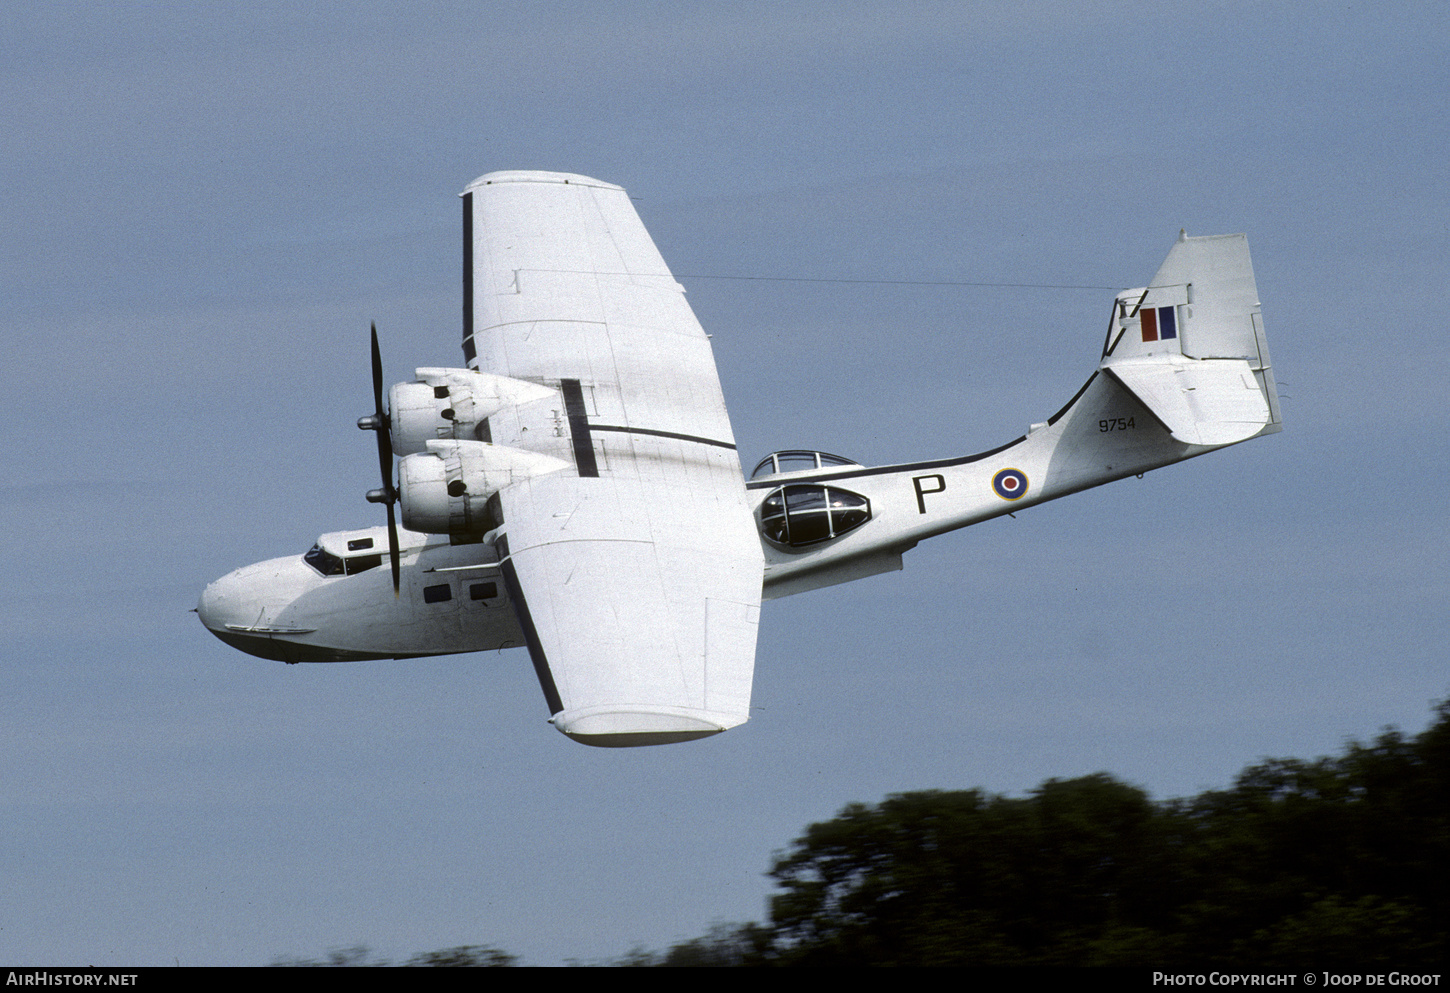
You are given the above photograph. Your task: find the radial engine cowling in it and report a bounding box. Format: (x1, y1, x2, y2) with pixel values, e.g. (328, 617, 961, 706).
(399, 440, 570, 534)
(389, 368, 556, 456)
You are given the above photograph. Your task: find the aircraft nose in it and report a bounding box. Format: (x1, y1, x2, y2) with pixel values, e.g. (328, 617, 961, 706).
(196, 560, 312, 662)
(196, 556, 379, 664)
(196, 574, 246, 635)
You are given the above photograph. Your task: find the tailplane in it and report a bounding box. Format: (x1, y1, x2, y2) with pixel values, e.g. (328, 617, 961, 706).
(1100, 232, 1280, 445)
(757, 230, 1282, 600)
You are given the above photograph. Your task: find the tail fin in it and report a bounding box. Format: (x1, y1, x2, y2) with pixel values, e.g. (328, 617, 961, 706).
(1100, 232, 1281, 446)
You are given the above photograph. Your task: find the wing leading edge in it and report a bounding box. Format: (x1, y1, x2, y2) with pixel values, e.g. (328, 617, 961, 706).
(461, 171, 763, 746)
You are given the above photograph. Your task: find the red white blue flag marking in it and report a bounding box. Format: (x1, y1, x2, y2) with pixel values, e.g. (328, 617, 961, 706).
(1140, 305, 1178, 342)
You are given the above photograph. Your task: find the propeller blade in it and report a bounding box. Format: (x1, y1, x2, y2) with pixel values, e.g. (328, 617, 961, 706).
(370, 323, 384, 413)
(369, 324, 394, 485)
(368, 323, 401, 595)
(384, 500, 401, 595)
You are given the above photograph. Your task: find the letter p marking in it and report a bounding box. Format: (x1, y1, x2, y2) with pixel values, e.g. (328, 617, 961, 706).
(913, 474, 946, 514)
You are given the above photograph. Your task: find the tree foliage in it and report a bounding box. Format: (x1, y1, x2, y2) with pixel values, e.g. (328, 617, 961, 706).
(746, 700, 1450, 966)
(271, 700, 1450, 967)
(271, 943, 515, 967)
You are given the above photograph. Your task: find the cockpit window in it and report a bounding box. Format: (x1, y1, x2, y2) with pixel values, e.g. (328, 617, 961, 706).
(751, 450, 861, 480)
(759, 484, 871, 547)
(304, 544, 383, 576)
(304, 543, 343, 576)
(344, 554, 382, 575)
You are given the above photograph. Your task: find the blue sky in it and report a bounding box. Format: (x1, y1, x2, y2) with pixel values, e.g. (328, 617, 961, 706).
(3, 1, 1447, 966)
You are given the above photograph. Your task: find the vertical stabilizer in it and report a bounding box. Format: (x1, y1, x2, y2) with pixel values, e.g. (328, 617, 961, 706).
(1102, 232, 1280, 439)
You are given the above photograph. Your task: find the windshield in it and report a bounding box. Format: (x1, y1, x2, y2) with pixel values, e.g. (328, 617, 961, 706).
(304, 543, 342, 576)
(303, 544, 383, 577)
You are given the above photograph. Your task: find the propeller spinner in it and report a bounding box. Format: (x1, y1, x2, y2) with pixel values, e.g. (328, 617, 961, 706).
(357, 323, 402, 593)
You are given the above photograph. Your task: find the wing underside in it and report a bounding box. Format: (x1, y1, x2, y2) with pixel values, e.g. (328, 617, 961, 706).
(461, 171, 763, 746)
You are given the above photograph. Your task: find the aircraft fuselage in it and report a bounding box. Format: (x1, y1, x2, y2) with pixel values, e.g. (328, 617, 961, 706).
(198, 526, 522, 662)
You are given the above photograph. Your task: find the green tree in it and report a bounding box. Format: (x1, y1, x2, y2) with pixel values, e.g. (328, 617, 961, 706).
(751, 699, 1450, 966)
(765, 775, 1177, 965)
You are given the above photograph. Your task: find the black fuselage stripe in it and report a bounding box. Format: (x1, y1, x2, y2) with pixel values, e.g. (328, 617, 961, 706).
(744, 436, 1028, 490)
(559, 379, 600, 478)
(496, 535, 564, 716)
(590, 424, 736, 450)
(1048, 372, 1098, 426)
(743, 374, 1104, 490)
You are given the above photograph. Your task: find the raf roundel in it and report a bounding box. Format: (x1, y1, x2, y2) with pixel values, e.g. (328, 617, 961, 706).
(992, 468, 1029, 501)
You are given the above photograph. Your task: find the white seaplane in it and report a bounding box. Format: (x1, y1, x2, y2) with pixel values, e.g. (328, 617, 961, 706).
(198, 171, 1281, 747)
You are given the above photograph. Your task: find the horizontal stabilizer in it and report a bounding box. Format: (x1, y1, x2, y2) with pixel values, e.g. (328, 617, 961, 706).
(1106, 358, 1271, 446)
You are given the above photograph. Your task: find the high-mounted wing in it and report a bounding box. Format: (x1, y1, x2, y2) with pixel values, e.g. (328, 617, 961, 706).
(460, 172, 763, 747)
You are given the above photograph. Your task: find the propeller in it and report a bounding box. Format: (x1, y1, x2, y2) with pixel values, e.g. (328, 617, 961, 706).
(358, 323, 402, 594)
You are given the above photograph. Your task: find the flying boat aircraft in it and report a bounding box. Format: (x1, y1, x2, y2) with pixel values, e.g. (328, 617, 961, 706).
(198, 171, 1281, 747)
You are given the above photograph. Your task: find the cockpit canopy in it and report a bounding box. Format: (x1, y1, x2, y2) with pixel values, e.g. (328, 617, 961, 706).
(301, 527, 394, 577)
(751, 450, 861, 480)
(759, 484, 871, 548)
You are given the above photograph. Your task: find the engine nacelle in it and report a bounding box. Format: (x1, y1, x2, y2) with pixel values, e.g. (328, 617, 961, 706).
(389, 368, 556, 456)
(398, 440, 570, 534)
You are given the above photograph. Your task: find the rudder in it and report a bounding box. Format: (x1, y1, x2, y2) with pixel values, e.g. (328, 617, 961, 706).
(1100, 232, 1281, 445)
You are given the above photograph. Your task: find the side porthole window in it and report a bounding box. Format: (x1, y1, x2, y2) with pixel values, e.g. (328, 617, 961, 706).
(469, 582, 498, 601)
(759, 484, 871, 548)
(423, 584, 452, 603)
